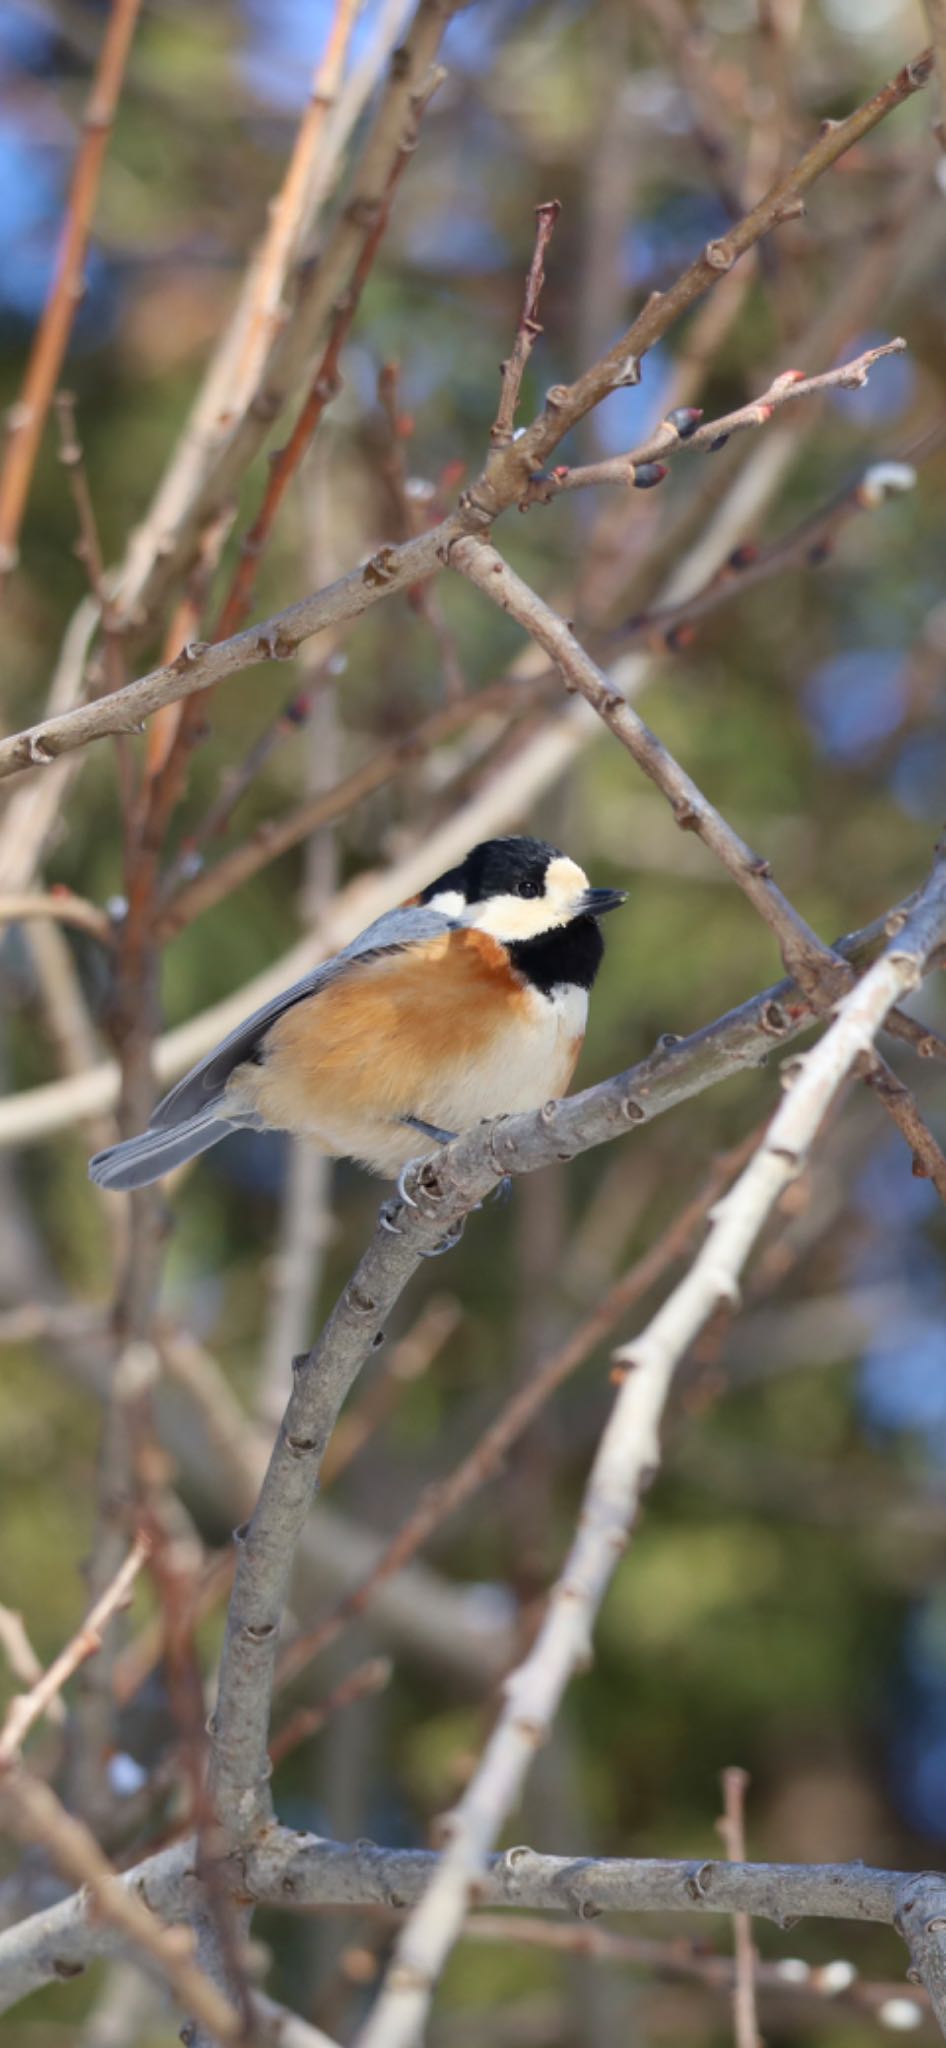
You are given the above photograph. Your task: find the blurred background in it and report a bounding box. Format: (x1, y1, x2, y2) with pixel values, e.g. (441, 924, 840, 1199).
(2, 0, 946, 2041)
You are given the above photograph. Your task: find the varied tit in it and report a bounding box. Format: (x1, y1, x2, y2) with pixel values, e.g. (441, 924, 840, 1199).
(88, 835, 626, 1194)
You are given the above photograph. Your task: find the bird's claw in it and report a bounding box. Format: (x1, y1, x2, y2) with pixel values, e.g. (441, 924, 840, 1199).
(396, 1155, 428, 1208)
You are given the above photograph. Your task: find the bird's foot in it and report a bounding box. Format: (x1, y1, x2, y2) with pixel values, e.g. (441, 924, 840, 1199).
(420, 1216, 468, 1258)
(379, 1155, 468, 1257)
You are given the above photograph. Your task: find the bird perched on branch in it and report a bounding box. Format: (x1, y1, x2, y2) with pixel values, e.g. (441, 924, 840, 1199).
(88, 835, 625, 1195)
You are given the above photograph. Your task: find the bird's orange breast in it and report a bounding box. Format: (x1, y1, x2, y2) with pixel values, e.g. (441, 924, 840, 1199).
(228, 927, 560, 1158)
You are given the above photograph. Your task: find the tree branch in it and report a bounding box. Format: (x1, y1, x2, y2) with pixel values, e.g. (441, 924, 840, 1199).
(449, 533, 846, 999)
(4, 1827, 946, 2018)
(522, 340, 906, 501)
(354, 847, 946, 2048)
(0, 44, 931, 779)
(0, 0, 143, 580)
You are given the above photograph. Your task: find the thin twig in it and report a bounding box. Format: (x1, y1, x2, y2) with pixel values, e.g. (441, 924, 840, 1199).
(156, 669, 557, 939)
(111, 0, 465, 642)
(619, 458, 919, 651)
(376, 361, 467, 701)
(353, 851, 946, 2048)
(449, 534, 847, 1001)
(275, 1135, 756, 1693)
(522, 340, 906, 501)
(0, 890, 113, 946)
(491, 200, 561, 448)
(860, 1050, 946, 1205)
(320, 1297, 462, 1487)
(235, 0, 364, 397)
(52, 391, 128, 703)
(0, 1535, 149, 1764)
(0, 0, 142, 580)
(0, 44, 932, 778)
(212, 64, 445, 650)
(452, 1912, 930, 2029)
(0, 1769, 244, 2040)
(269, 1657, 393, 1770)
(717, 1768, 763, 2048)
(0, 1611, 52, 1715)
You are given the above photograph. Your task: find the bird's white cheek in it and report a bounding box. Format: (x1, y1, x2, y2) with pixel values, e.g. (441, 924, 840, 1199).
(426, 889, 466, 918)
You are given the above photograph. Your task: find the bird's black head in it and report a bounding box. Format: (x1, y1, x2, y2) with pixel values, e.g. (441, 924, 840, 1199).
(421, 835, 626, 993)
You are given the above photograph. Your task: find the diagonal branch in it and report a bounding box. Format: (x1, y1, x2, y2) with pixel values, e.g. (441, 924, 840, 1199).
(449, 533, 846, 999)
(0, 0, 143, 581)
(0, 1536, 148, 1764)
(203, 848, 941, 1851)
(0, 43, 931, 780)
(521, 339, 906, 501)
(354, 848, 946, 2048)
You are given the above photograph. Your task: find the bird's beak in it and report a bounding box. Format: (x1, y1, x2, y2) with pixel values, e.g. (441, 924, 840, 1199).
(577, 886, 627, 916)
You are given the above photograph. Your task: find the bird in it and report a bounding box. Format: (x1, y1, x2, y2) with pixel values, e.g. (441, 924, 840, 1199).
(88, 835, 626, 1196)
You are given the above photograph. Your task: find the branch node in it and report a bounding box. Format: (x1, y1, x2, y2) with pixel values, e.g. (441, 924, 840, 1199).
(243, 1621, 277, 1643)
(685, 1860, 715, 1900)
(704, 238, 734, 272)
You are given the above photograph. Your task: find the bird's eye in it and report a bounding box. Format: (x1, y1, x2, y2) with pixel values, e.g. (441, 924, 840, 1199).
(516, 878, 542, 899)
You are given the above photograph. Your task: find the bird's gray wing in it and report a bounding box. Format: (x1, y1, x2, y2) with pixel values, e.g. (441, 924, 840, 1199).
(149, 904, 457, 1130)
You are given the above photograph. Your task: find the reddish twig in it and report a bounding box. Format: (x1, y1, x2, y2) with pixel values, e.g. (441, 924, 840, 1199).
(2, 44, 931, 780)
(618, 459, 918, 651)
(212, 65, 445, 651)
(860, 1050, 946, 1206)
(450, 535, 850, 1002)
(235, 0, 364, 397)
(717, 1768, 763, 2048)
(377, 361, 468, 700)
(454, 1912, 927, 2028)
(155, 668, 558, 940)
(490, 199, 561, 448)
(522, 339, 906, 502)
(269, 1657, 392, 1769)
(0, 0, 143, 580)
(0, 1769, 244, 2041)
(53, 391, 127, 694)
(0, 1535, 149, 1764)
(273, 1134, 756, 1696)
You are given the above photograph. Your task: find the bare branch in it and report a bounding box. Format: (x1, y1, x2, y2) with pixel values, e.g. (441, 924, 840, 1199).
(523, 340, 906, 501)
(5, 1826, 946, 2018)
(620, 458, 920, 652)
(860, 1051, 946, 1205)
(274, 1136, 755, 1695)
(354, 849, 946, 2048)
(0, 1536, 149, 1764)
(490, 199, 561, 448)
(0, 1771, 243, 2039)
(0, 0, 142, 580)
(449, 534, 846, 999)
(717, 1769, 762, 2048)
(0, 44, 931, 779)
(0, 890, 114, 946)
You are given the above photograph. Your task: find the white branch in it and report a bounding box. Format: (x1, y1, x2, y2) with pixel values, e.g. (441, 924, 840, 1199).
(354, 852, 946, 2048)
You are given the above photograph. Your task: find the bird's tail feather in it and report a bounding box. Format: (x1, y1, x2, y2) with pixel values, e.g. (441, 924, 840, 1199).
(88, 1108, 232, 1191)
